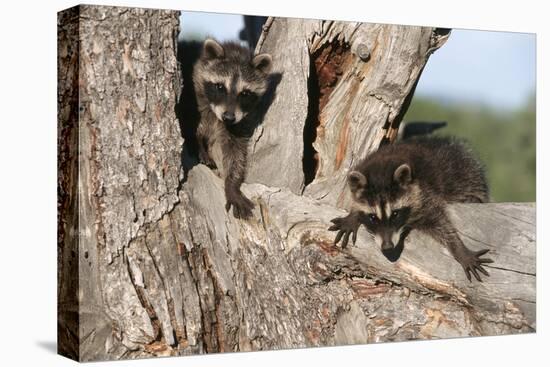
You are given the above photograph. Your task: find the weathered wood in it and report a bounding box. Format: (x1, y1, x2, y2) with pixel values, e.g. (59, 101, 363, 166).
(173, 167, 535, 348)
(248, 18, 449, 208)
(58, 5, 534, 363)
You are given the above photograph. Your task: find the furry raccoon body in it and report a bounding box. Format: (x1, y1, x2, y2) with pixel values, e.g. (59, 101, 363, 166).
(191, 39, 273, 219)
(329, 136, 494, 282)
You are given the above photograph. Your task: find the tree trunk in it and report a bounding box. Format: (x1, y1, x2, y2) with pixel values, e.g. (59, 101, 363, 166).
(58, 5, 535, 362)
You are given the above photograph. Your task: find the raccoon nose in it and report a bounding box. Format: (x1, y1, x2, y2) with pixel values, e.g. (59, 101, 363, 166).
(222, 112, 236, 124)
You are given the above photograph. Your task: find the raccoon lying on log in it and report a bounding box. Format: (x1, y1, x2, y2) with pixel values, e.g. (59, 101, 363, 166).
(329, 136, 494, 282)
(192, 39, 273, 219)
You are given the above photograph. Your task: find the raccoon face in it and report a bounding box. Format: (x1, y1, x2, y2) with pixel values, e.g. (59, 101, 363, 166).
(197, 39, 273, 126)
(348, 164, 419, 252)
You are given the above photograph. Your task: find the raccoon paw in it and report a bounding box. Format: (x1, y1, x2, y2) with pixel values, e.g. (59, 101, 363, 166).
(459, 249, 494, 282)
(199, 151, 216, 169)
(328, 215, 361, 248)
(225, 193, 255, 220)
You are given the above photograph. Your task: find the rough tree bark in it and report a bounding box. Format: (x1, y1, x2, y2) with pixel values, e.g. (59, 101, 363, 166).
(58, 5, 535, 362)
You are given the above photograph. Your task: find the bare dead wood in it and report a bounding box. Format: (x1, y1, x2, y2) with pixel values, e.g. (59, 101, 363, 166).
(248, 18, 450, 208)
(175, 167, 535, 348)
(58, 5, 534, 362)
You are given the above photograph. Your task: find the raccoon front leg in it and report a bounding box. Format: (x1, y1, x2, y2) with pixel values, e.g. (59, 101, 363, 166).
(196, 126, 216, 168)
(198, 137, 215, 168)
(423, 212, 494, 282)
(222, 139, 255, 219)
(329, 211, 366, 248)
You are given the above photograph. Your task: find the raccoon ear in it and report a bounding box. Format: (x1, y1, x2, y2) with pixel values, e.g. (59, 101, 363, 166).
(348, 171, 367, 193)
(252, 53, 273, 74)
(394, 164, 412, 186)
(203, 39, 225, 60)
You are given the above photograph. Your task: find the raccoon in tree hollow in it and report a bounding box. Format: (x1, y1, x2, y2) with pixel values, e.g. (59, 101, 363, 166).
(192, 39, 273, 219)
(329, 136, 494, 282)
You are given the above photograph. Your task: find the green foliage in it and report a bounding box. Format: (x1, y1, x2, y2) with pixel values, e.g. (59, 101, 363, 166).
(178, 31, 205, 42)
(403, 96, 536, 202)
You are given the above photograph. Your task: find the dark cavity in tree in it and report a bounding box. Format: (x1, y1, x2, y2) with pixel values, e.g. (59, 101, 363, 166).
(303, 40, 351, 188)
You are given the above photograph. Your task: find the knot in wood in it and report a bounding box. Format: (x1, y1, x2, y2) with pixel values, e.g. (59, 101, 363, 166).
(356, 43, 370, 61)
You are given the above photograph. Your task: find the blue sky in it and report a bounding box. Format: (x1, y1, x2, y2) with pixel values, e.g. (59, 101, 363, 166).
(180, 11, 245, 42)
(416, 29, 535, 109)
(180, 12, 536, 110)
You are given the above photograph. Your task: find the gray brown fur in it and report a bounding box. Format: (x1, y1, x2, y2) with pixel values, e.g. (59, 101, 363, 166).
(193, 39, 273, 219)
(329, 136, 494, 282)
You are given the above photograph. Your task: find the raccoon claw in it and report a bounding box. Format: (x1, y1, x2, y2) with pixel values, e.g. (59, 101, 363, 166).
(199, 156, 216, 169)
(328, 215, 360, 248)
(460, 249, 493, 282)
(198, 150, 216, 168)
(225, 193, 255, 220)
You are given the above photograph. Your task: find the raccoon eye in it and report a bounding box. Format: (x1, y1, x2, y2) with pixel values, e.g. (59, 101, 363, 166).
(391, 210, 400, 219)
(215, 83, 225, 91)
(240, 89, 252, 97)
(367, 214, 378, 223)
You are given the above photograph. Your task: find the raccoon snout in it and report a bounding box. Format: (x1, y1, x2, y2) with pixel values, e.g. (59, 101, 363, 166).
(374, 233, 395, 251)
(381, 241, 395, 252)
(222, 111, 236, 124)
